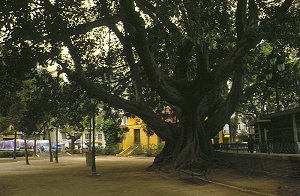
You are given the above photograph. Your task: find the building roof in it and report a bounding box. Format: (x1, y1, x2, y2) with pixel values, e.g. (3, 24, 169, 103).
(260, 107, 300, 119)
(249, 107, 300, 126)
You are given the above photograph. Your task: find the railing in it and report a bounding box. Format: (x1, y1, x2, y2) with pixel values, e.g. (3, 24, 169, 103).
(216, 143, 248, 153)
(216, 142, 300, 154)
(256, 142, 300, 154)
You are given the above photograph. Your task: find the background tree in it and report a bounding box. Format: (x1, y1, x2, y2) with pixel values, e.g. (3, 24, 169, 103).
(102, 117, 124, 154)
(5, 80, 43, 164)
(1, 0, 299, 171)
(239, 41, 300, 122)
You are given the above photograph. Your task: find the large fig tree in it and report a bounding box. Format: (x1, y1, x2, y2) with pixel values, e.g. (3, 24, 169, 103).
(1, 0, 298, 170)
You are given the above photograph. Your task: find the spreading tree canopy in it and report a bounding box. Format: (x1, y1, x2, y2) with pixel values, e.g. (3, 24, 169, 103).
(1, 0, 299, 170)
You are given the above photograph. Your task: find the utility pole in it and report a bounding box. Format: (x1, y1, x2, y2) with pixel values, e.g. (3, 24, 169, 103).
(91, 107, 97, 175)
(55, 126, 59, 163)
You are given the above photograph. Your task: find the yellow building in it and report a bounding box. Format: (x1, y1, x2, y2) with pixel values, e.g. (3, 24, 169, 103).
(212, 130, 232, 144)
(118, 114, 162, 156)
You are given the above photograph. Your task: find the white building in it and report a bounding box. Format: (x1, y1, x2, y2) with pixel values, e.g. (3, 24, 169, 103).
(46, 129, 106, 150)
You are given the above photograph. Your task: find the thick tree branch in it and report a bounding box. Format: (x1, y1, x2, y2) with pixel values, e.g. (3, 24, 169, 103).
(213, 0, 294, 95)
(109, 25, 143, 102)
(195, 39, 209, 81)
(206, 67, 244, 138)
(136, 0, 182, 37)
(236, 0, 247, 41)
(123, 41, 143, 102)
(120, 0, 187, 108)
(273, 0, 295, 19)
(213, 35, 260, 85)
(196, 83, 225, 118)
(174, 37, 194, 81)
(41, 0, 174, 140)
(247, 0, 259, 30)
(67, 15, 121, 36)
(59, 59, 173, 141)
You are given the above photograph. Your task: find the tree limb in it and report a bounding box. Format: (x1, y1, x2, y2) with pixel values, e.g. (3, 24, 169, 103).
(272, 0, 295, 19)
(120, 0, 187, 108)
(206, 67, 244, 138)
(67, 15, 121, 36)
(195, 39, 210, 82)
(59, 60, 172, 141)
(236, 0, 247, 41)
(136, 0, 182, 37)
(41, 0, 174, 140)
(174, 37, 194, 81)
(247, 0, 259, 30)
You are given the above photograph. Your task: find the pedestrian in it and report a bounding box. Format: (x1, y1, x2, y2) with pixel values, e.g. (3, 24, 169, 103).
(247, 137, 255, 153)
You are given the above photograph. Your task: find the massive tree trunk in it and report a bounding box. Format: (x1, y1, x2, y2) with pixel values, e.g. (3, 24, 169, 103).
(24, 132, 29, 165)
(150, 111, 214, 171)
(47, 126, 53, 162)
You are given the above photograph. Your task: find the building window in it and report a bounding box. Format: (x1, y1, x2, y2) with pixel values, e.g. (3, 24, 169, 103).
(134, 129, 140, 144)
(223, 124, 230, 134)
(98, 133, 103, 140)
(61, 133, 67, 139)
(121, 116, 127, 125)
(85, 133, 90, 140)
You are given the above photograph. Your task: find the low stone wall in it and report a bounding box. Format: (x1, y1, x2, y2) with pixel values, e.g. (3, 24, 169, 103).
(216, 151, 300, 178)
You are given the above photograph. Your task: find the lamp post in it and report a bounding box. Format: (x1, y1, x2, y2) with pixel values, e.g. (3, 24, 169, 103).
(36, 64, 43, 76)
(81, 132, 84, 157)
(91, 110, 96, 175)
(48, 125, 53, 162)
(55, 126, 59, 163)
(13, 128, 17, 159)
(33, 131, 39, 157)
(90, 99, 97, 175)
(265, 56, 285, 112)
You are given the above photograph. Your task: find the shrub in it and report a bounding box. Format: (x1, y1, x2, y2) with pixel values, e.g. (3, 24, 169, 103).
(131, 144, 165, 157)
(0, 151, 33, 158)
(143, 144, 164, 157)
(132, 145, 143, 156)
(0, 151, 12, 158)
(73, 149, 81, 154)
(96, 145, 122, 155)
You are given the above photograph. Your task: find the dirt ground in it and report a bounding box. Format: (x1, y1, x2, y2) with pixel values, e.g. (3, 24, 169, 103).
(0, 154, 300, 196)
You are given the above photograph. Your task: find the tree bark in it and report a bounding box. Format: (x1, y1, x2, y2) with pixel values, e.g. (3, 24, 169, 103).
(70, 137, 75, 154)
(34, 133, 37, 157)
(47, 126, 53, 162)
(13, 129, 17, 159)
(24, 132, 29, 165)
(55, 126, 59, 163)
(150, 112, 214, 171)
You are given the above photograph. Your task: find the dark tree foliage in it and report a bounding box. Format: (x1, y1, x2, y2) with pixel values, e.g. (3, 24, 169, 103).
(0, 44, 34, 116)
(1, 0, 299, 170)
(102, 118, 123, 148)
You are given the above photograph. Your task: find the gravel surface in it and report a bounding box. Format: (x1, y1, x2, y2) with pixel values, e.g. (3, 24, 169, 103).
(0, 154, 299, 196)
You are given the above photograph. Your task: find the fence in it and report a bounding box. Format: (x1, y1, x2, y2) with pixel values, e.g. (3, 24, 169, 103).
(216, 143, 248, 153)
(216, 142, 300, 154)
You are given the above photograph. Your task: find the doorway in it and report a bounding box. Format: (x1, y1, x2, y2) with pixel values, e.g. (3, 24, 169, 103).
(134, 129, 140, 144)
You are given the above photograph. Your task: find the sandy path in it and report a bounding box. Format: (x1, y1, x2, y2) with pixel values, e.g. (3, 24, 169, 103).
(0, 155, 299, 196)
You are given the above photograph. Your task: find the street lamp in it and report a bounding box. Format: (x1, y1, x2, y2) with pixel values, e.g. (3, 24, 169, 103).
(55, 126, 59, 163)
(266, 72, 273, 80)
(270, 57, 277, 66)
(91, 99, 97, 176)
(277, 64, 285, 72)
(265, 56, 286, 112)
(36, 64, 43, 76)
(33, 131, 39, 156)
